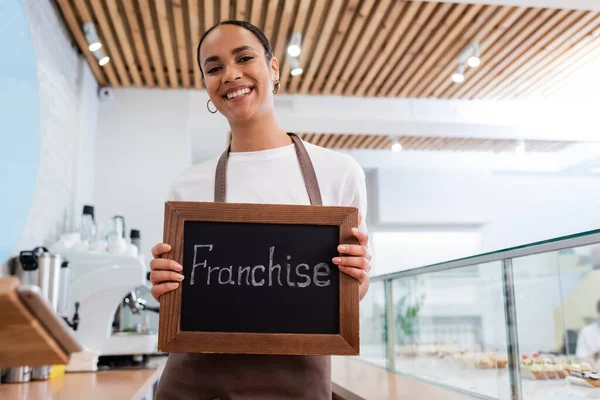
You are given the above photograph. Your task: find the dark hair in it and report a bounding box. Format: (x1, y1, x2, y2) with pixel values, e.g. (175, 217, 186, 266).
(196, 20, 273, 77)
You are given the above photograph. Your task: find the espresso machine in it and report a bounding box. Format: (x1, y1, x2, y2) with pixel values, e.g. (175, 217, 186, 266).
(54, 249, 158, 359)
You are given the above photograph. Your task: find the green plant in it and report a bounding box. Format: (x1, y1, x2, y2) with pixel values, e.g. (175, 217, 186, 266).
(395, 293, 425, 344)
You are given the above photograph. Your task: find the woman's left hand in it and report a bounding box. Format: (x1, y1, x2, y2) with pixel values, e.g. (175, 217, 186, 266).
(332, 214, 371, 301)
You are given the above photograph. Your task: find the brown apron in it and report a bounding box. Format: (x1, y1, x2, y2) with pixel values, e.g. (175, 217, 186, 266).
(155, 133, 332, 400)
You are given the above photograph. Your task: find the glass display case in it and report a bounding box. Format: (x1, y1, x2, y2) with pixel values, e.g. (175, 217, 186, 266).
(359, 229, 600, 400)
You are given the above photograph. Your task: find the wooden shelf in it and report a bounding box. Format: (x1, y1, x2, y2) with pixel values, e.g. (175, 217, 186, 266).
(0, 277, 80, 368)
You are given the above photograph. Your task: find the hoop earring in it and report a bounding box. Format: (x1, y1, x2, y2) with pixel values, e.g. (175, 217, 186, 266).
(207, 99, 217, 114)
(273, 80, 280, 95)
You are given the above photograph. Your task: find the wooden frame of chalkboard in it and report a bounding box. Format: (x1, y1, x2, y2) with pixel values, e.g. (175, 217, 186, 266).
(157, 201, 360, 356)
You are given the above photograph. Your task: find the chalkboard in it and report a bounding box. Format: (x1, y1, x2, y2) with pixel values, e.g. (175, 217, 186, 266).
(180, 221, 340, 334)
(158, 201, 360, 356)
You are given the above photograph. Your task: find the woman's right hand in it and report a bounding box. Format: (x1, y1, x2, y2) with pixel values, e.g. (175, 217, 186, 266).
(149, 243, 184, 301)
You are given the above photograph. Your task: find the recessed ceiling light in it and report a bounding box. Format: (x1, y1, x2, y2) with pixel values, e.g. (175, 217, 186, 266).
(452, 65, 465, 83)
(287, 32, 302, 57)
(89, 42, 102, 52)
(84, 22, 103, 53)
(290, 57, 303, 76)
(467, 55, 481, 68)
(390, 137, 402, 152)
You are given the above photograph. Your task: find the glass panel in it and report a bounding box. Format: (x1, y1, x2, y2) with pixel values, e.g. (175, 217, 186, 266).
(391, 262, 510, 399)
(392, 275, 417, 377)
(359, 279, 388, 368)
(513, 244, 600, 399)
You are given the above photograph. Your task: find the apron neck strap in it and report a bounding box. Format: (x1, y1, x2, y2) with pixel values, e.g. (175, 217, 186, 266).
(214, 132, 323, 206)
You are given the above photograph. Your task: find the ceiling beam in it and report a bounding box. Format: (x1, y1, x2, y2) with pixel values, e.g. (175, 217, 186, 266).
(270, 94, 600, 141)
(411, 0, 600, 12)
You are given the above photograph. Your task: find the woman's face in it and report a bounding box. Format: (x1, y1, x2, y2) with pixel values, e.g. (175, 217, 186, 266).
(199, 25, 279, 122)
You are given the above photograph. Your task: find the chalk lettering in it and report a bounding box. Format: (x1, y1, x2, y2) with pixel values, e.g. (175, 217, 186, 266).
(268, 246, 282, 286)
(314, 263, 331, 287)
(207, 266, 219, 285)
(296, 264, 311, 288)
(219, 266, 235, 285)
(191, 245, 333, 288)
(252, 265, 266, 286)
(191, 244, 213, 285)
(238, 266, 250, 286)
(285, 256, 295, 287)
(191, 259, 205, 286)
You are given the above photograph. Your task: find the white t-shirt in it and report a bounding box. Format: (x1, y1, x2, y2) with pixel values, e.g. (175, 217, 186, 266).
(168, 140, 368, 233)
(576, 323, 600, 359)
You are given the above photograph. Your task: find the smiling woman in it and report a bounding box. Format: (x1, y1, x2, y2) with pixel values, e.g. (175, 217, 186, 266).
(194, 21, 284, 150)
(150, 20, 371, 400)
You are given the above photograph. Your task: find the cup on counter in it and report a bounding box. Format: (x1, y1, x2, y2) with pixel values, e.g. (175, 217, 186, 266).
(3, 366, 31, 383)
(31, 365, 50, 380)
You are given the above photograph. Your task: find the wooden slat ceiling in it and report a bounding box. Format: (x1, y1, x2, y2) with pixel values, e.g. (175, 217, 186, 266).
(56, 0, 600, 100)
(225, 132, 575, 152)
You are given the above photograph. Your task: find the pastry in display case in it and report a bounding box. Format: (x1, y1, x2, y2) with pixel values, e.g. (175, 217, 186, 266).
(568, 371, 600, 388)
(518, 352, 600, 393)
(394, 342, 600, 395)
(451, 350, 509, 370)
(395, 342, 510, 369)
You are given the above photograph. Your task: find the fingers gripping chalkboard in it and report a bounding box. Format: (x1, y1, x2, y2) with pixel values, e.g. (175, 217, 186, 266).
(158, 201, 360, 356)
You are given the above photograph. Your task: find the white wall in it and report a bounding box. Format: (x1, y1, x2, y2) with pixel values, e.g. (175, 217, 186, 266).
(374, 168, 600, 254)
(1, 0, 98, 276)
(94, 89, 218, 262)
(376, 169, 492, 226)
(371, 231, 483, 275)
(270, 94, 600, 141)
(482, 174, 600, 251)
(71, 63, 100, 233)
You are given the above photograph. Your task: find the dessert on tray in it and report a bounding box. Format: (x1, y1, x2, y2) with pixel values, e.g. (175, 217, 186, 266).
(553, 361, 568, 379)
(564, 360, 593, 374)
(567, 371, 600, 388)
(452, 351, 509, 369)
(519, 354, 597, 381)
(543, 361, 558, 379)
(520, 354, 561, 380)
(395, 343, 418, 358)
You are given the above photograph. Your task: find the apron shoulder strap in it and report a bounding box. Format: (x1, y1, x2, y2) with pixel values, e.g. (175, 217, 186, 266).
(288, 133, 322, 206)
(214, 147, 228, 203)
(214, 132, 322, 206)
